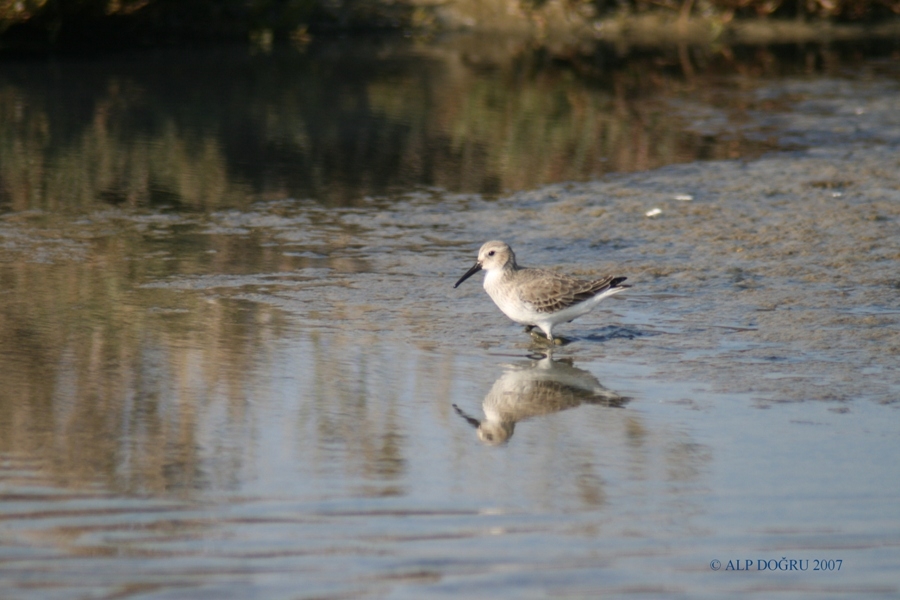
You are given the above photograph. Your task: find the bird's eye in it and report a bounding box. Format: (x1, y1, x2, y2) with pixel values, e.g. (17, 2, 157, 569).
(488, 250, 495, 256)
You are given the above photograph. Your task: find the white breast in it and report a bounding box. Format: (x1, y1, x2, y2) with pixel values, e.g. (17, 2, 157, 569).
(483, 270, 537, 325)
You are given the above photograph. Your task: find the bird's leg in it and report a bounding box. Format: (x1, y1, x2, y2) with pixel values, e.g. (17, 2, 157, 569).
(528, 328, 548, 343)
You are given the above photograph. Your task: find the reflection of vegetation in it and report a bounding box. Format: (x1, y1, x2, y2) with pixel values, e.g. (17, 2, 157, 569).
(0, 215, 430, 495)
(0, 214, 289, 493)
(2, 37, 859, 211)
(0, 74, 251, 212)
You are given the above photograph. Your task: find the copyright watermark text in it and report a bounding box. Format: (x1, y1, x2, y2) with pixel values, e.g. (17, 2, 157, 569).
(710, 558, 842, 571)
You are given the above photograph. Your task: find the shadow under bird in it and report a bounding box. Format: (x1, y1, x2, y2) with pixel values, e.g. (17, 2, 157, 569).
(454, 240, 629, 342)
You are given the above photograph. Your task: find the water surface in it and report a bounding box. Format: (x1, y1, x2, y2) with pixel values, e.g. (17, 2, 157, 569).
(0, 35, 899, 598)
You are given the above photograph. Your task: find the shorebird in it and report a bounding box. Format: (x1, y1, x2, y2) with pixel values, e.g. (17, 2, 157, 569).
(454, 240, 628, 342)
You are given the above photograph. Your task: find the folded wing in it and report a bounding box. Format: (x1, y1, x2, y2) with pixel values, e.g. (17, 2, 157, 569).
(517, 270, 628, 314)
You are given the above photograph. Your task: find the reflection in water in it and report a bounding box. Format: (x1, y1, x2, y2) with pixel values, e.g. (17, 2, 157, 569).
(454, 356, 628, 445)
(0, 36, 866, 212)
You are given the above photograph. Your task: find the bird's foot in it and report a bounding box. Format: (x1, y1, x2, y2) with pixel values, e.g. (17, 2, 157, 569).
(528, 330, 570, 346)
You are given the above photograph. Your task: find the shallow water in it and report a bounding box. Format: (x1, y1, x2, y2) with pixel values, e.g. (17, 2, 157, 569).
(0, 36, 899, 598)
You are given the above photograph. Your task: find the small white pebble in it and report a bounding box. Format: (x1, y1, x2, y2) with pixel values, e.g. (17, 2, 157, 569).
(673, 194, 693, 201)
(645, 208, 662, 217)
(832, 192, 843, 198)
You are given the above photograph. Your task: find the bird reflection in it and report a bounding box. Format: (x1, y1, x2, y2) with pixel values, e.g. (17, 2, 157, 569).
(453, 356, 628, 445)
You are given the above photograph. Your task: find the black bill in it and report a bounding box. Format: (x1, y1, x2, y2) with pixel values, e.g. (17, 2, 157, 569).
(454, 262, 482, 288)
(452, 404, 481, 429)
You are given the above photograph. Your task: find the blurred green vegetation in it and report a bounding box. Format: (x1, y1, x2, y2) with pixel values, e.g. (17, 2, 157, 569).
(0, 0, 408, 51)
(0, 37, 806, 212)
(0, 0, 897, 53)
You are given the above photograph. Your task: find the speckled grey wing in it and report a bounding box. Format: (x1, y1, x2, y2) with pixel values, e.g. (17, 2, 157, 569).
(516, 269, 627, 314)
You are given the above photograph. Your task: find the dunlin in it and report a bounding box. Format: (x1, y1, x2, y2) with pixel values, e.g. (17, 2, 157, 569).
(454, 240, 628, 342)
